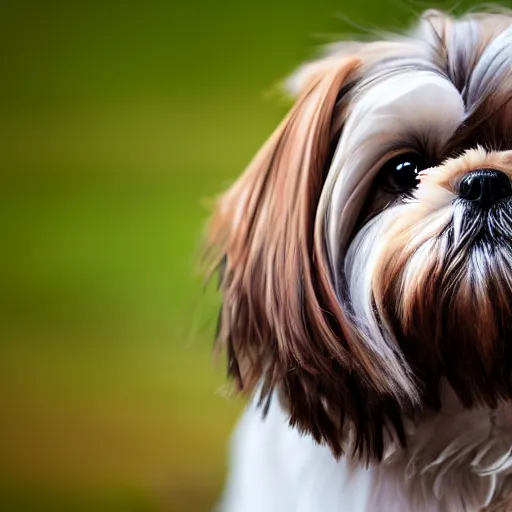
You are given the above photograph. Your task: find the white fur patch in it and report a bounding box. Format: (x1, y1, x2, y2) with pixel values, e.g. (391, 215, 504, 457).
(220, 390, 512, 512)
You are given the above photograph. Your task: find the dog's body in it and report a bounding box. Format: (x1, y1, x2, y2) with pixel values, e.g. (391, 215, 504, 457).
(220, 390, 512, 511)
(205, 9, 512, 511)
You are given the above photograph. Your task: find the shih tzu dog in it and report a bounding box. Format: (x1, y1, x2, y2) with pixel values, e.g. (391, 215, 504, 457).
(205, 8, 512, 512)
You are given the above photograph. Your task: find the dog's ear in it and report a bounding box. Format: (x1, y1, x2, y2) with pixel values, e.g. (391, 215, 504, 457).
(205, 55, 414, 460)
(284, 46, 362, 98)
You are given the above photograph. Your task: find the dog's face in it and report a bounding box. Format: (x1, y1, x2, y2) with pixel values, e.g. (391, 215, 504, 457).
(206, 9, 512, 460)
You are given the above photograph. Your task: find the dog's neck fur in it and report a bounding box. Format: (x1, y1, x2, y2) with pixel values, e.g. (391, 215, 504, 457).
(378, 385, 512, 511)
(220, 385, 512, 512)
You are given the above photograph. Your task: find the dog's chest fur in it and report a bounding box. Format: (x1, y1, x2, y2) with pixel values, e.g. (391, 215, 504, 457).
(221, 389, 512, 512)
(382, 392, 512, 512)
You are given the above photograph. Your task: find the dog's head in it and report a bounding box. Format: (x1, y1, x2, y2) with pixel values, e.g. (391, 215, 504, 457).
(205, 9, 512, 460)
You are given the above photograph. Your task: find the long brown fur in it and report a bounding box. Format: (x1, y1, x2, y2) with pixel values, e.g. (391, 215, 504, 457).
(205, 55, 412, 459)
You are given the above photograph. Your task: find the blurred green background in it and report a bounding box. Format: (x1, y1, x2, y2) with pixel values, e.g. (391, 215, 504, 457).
(0, 1, 477, 510)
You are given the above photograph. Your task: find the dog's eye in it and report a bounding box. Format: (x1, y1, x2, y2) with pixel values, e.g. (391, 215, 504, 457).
(381, 153, 425, 193)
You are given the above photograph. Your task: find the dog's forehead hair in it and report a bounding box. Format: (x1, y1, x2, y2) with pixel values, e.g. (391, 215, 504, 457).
(423, 13, 512, 152)
(418, 10, 512, 92)
(336, 13, 512, 157)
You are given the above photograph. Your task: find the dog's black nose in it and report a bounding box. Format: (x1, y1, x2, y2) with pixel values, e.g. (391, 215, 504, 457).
(458, 169, 512, 208)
